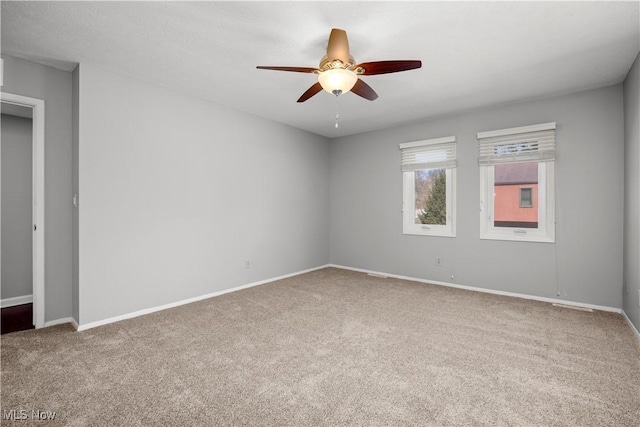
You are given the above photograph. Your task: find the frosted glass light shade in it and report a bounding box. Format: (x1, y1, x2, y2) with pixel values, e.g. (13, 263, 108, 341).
(318, 68, 358, 95)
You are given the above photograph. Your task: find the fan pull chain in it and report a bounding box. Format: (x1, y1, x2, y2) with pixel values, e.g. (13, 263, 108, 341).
(335, 95, 340, 128)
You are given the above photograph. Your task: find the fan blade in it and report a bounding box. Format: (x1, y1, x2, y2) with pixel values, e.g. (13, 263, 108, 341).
(297, 82, 323, 102)
(326, 28, 350, 64)
(356, 60, 422, 75)
(256, 66, 318, 73)
(351, 79, 378, 101)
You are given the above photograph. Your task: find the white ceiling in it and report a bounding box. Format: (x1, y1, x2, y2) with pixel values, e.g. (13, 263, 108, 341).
(2, 1, 639, 138)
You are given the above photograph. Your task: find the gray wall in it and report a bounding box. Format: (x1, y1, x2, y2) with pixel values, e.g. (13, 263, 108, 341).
(76, 64, 330, 325)
(1, 55, 73, 321)
(623, 52, 640, 331)
(330, 85, 625, 308)
(1, 114, 33, 299)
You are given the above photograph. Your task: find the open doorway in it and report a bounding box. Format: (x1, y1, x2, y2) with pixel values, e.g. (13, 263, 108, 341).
(2, 106, 34, 333)
(1, 92, 45, 330)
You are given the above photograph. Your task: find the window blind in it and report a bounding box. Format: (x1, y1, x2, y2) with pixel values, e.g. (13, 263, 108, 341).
(399, 136, 457, 172)
(477, 122, 555, 166)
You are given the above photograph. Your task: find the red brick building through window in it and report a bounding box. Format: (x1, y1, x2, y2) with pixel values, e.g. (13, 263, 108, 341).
(493, 162, 538, 228)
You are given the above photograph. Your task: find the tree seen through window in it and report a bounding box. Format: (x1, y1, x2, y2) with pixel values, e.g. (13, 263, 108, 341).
(414, 168, 446, 225)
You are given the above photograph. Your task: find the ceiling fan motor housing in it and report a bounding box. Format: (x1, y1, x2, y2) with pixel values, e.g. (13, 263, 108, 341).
(319, 55, 357, 72)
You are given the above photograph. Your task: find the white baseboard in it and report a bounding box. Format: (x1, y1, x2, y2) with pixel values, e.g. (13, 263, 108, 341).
(72, 263, 633, 335)
(1, 294, 33, 308)
(622, 310, 640, 342)
(328, 264, 622, 314)
(76, 264, 331, 332)
(44, 317, 78, 329)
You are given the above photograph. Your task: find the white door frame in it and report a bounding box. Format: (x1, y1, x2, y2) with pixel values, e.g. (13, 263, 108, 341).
(1, 91, 45, 329)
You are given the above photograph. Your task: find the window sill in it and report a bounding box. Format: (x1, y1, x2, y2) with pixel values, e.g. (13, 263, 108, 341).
(479, 231, 554, 243)
(403, 228, 456, 238)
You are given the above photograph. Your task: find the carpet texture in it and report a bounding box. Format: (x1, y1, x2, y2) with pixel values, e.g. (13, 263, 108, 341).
(2, 267, 639, 426)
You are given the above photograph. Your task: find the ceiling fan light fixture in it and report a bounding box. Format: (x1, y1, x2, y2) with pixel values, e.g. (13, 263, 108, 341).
(318, 68, 358, 96)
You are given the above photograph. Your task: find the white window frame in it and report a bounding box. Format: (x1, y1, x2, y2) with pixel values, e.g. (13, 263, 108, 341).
(478, 122, 555, 243)
(400, 136, 456, 237)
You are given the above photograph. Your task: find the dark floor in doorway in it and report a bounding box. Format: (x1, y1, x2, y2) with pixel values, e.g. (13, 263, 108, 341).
(1, 303, 34, 334)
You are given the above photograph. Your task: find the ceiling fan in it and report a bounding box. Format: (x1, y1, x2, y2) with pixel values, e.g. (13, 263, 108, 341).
(257, 28, 421, 102)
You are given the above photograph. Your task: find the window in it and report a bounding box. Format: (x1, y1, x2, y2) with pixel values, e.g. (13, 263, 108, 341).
(519, 187, 533, 208)
(400, 136, 456, 237)
(478, 122, 555, 242)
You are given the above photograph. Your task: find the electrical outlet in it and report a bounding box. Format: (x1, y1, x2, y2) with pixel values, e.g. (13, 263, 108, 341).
(245, 259, 251, 269)
(436, 257, 442, 267)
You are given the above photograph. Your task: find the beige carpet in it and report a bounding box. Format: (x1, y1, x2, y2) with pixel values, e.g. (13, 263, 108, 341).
(2, 267, 639, 426)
